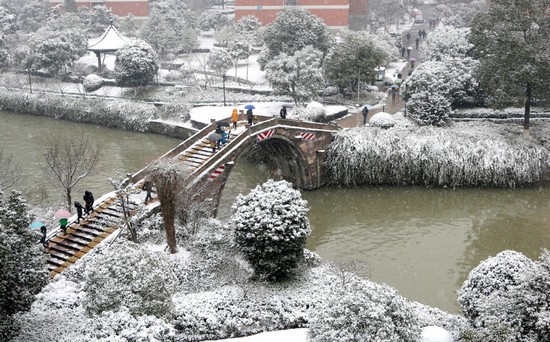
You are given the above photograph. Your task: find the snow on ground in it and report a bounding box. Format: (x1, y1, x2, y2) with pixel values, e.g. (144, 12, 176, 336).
(204, 328, 308, 342)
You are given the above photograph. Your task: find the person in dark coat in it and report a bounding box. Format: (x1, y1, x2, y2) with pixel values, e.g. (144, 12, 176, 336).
(246, 108, 254, 125)
(280, 105, 287, 119)
(40, 226, 48, 248)
(422, 29, 427, 39)
(83, 190, 94, 215)
(415, 37, 420, 49)
(401, 46, 406, 58)
(406, 32, 411, 43)
(362, 105, 369, 126)
(75, 201, 84, 223)
(144, 178, 153, 203)
(215, 125, 223, 148)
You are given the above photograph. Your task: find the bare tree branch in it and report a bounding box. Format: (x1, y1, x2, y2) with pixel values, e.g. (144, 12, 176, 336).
(43, 135, 100, 210)
(0, 150, 21, 191)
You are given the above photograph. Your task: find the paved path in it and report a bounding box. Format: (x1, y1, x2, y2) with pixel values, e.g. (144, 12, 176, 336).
(337, 18, 432, 129)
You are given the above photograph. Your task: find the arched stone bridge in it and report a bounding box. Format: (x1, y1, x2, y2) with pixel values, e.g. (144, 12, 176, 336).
(45, 115, 341, 277)
(130, 115, 342, 215)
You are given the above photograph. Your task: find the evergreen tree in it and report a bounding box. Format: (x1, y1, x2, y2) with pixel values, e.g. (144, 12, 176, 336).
(114, 39, 159, 87)
(259, 7, 333, 70)
(469, 0, 550, 135)
(0, 191, 48, 340)
(231, 180, 311, 281)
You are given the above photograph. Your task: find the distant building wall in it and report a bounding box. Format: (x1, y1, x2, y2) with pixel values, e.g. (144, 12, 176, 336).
(235, 0, 349, 29)
(50, 0, 149, 18)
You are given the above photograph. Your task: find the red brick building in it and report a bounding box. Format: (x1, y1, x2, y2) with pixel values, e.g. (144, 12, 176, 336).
(235, 0, 352, 29)
(50, 0, 149, 19)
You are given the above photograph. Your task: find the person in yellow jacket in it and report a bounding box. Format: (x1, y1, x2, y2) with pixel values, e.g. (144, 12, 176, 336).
(231, 108, 238, 129)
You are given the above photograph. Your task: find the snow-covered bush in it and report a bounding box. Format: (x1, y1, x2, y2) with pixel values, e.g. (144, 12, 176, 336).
(407, 92, 451, 126)
(293, 101, 327, 122)
(0, 191, 48, 340)
(83, 74, 104, 92)
(458, 250, 541, 341)
(230, 179, 311, 280)
(325, 123, 549, 188)
(84, 242, 178, 318)
(369, 112, 396, 128)
(308, 281, 421, 341)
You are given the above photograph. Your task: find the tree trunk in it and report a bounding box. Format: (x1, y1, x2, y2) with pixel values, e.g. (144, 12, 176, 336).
(524, 82, 531, 136)
(66, 188, 72, 212)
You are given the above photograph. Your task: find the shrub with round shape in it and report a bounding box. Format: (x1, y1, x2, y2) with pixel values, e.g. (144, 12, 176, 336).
(230, 179, 311, 281)
(308, 281, 421, 341)
(84, 242, 178, 318)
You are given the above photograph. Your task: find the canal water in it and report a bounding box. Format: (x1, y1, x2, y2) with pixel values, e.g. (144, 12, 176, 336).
(3, 110, 549, 314)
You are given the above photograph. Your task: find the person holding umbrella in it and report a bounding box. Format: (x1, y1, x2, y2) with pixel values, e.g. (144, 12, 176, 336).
(244, 104, 255, 126)
(207, 130, 222, 153)
(54, 209, 71, 233)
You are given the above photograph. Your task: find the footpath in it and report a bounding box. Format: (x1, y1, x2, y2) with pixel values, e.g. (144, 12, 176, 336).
(337, 19, 431, 129)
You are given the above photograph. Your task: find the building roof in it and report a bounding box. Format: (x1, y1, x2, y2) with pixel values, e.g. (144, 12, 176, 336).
(87, 24, 127, 52)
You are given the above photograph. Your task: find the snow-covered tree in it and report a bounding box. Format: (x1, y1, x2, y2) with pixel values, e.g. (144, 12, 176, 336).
(401, 57, 483, 125)
(308, 280, 421, 341)
(228, 40, 251, 79)
(140, 1, 199, 56)
(114, 39, 159, 87)
(0, 6, 17, 36)
(435, 0, 487, 28)
(458, 250, 545, 341)
(16, 0, 51, 33)
(259, 7, 334, 70)
(323, 31, 390, 94)
(28, 13, 87, 75)
(265, 46, 324, 105)
(84, 242, 178, 318)
(0, 191, 48, 340)
(199, 9, 229, 31)
(368, 0, 406, 33)
(236, 15, 261, 46)
(230, 179, 311, 281)
(207, 48, 232, 78)
(469, 0, 550, 135)
(420, 26, 473, 62)
(147, 160, 191, 254)
(214, 22, 238, 48)
(79, 5, 116, 36)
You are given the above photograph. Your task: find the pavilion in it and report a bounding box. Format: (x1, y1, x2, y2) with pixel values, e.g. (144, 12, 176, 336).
(87, 22, 127, 73)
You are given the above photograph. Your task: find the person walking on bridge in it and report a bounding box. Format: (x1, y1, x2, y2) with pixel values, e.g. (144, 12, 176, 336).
(74, 201, 84, 224)
(231, 108, 238, 129)
(280, 105, 287, 119)
(83, 190, 94, 215)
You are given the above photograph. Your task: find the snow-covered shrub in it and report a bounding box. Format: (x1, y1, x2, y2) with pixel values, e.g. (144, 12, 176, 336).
(325, 124, 549, 188)
(322, 86, 339, 97)
(308, 281, 421, 342)
(84, 242, 178, 318)
(83, 74, 104, 92)
(369, 112, 396, 128)
(293, 101, 327, 122)
(230, 179, 311, 280)
(0, 191, 48, 340)
(407, 92, 451, 126)
(458, 250, 541, 341)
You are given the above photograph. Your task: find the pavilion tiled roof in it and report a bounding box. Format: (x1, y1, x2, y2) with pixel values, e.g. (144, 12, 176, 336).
(87, 24, 127, 52)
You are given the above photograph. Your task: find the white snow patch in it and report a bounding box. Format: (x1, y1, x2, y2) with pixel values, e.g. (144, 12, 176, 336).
(203, 328, 308, 342)
(421, 326, 453, 342)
